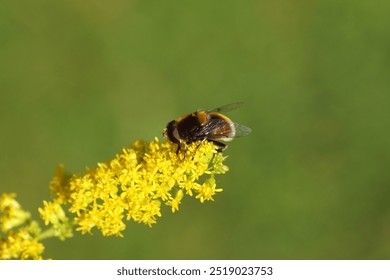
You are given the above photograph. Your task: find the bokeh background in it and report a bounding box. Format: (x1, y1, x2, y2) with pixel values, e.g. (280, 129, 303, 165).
(1, 0, 389, 259)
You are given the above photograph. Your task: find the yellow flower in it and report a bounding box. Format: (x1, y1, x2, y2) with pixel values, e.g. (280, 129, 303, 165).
(1, 137, 231, 259)
(49, 138, 228, 237)
(0, 225, 45, 260)
(0, 194, 45, 259)
(38, 200, 73, 240)
(0, 193, 31, 232)
(50, 164, 71, 203)
(196, 176, 223, 203)
(166, 189, 184, 213)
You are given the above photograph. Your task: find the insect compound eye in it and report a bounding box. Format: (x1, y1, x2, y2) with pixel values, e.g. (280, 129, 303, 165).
(165, 121, 181, 144)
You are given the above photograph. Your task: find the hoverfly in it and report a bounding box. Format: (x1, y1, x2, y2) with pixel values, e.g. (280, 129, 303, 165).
(164, 102, 251, 153)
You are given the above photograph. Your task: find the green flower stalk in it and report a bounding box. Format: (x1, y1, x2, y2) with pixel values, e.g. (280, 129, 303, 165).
(0, 138, 229, 259)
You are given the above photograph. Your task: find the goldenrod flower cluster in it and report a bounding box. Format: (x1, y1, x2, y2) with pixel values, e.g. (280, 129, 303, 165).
(0, 138, 228, 259)
(41, 138, 228, 237)
(0, 193, 44, 259)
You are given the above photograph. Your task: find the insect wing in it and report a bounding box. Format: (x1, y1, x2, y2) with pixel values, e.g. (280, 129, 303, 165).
(232, 122, 252, 138)
(208, 102, 244, 114)
(194, 117, 231, 140)
(196, 118, 251, 141)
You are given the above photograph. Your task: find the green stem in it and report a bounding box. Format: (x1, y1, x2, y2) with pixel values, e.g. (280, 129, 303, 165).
(37, 228, 57, 240)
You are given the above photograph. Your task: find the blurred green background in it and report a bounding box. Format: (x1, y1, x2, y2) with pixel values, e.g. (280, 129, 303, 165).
(1, 0, 389, 259)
